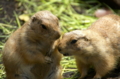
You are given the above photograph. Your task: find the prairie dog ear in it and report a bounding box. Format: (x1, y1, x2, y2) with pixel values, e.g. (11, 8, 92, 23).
(31, 16, 42, 25)
(84, 35, 90, 41)
(78, 35, 90, 41)
(32, 16, 37, 23)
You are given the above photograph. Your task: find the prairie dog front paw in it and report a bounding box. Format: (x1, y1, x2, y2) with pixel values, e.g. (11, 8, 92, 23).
(45, 56, 52, 64)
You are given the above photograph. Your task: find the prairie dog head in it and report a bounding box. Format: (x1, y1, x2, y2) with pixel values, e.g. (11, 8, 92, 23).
(58, 30, 106, 56)
(28, 11, 60, 41)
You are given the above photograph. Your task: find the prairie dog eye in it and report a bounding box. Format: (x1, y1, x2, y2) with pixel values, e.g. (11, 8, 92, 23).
(41, 24, 47, 29)
(71, 40, 77, 44)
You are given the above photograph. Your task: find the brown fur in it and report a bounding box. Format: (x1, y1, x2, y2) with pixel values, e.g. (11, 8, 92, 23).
(58, 14, 120, 79)
(3, 11, 62, 79)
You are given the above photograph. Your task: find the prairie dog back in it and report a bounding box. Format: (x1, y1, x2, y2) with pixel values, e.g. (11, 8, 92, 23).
(89, 14, 120, 43)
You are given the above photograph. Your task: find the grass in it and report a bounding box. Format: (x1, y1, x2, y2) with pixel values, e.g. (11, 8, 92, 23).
(0, 0, 105, 78)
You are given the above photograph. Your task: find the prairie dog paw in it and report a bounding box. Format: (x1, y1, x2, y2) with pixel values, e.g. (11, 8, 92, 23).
(93, 75, 101, 79)
(45, 56, 52, 64)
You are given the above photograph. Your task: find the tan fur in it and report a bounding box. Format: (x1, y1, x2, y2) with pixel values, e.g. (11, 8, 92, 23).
(58, 14, 120, 79)
(3, 11, 62, 79)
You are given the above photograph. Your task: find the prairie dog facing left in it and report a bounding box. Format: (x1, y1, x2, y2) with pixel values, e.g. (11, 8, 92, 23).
(3, 11, 62, 79)
(58, 14, 120, 79)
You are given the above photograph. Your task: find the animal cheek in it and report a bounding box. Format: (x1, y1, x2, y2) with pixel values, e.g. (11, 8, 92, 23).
(76, 47, 81, 51)
(72, 44, 81, 50)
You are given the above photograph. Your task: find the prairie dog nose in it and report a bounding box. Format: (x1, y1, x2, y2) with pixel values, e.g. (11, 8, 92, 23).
(58, 47, 61, 52)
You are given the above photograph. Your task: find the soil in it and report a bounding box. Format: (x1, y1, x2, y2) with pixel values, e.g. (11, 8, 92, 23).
(0, 0, 24, 25)
(0, 0, 17, 24)
(63, 66, 120, 79)
(0, 0, 24, 43)
(1, 0, 120, 79)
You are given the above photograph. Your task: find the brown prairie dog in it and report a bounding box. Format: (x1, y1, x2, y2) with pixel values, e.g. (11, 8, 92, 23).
(58, 14, 120, 79)
(3, 11, 62, 79)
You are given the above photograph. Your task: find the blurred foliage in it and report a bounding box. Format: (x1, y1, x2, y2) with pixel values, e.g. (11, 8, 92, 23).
(0, 0, 102, 79)
(16, 0, 97, 32)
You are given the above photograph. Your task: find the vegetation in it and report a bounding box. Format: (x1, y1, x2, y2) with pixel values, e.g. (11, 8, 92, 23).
(0, 0, 114, 79)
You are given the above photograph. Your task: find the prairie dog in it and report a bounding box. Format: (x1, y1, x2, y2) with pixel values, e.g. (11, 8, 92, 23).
(3, 11, 62, 79)
(58, 14, 120, 79)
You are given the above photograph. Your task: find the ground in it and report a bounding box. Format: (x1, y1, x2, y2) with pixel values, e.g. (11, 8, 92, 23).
(63, 66, 120, 79)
